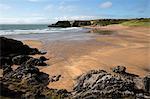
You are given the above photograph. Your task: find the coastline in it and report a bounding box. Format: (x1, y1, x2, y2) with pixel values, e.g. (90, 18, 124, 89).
(19, 24, 150, 91)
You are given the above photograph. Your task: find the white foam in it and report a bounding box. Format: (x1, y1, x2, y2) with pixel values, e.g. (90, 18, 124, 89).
(0, 27, 83, 36)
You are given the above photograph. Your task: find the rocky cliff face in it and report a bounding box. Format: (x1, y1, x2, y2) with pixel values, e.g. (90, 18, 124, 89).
(48, 21, 71, 28)
(48, 20, 91, 28)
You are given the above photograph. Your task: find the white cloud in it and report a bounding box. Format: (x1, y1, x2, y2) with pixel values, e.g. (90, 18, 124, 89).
(99, 1, 112, 9)
(54, 15, 100, 21)
(0, 17, 50, 24)
(0, 4, 11, 11)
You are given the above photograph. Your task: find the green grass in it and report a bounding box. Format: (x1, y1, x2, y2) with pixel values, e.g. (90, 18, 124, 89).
(121, 19, 150, 27)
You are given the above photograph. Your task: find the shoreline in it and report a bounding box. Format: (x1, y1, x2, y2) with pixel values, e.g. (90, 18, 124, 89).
(20, 24, 150, 91)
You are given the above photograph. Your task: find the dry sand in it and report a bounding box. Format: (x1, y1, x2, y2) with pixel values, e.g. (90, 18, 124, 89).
(23, 25, 150, 91)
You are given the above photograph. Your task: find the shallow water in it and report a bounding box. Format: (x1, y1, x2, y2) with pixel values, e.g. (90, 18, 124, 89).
(0, 24, 93, 41)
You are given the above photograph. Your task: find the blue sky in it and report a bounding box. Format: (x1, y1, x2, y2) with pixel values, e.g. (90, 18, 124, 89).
(0, 0, 149, 24)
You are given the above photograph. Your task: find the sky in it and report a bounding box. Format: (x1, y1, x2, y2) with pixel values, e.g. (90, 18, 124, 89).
(0, 0, 149, 24)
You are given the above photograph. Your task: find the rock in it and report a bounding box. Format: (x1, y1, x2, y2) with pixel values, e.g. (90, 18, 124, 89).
(25, 58, 47, 66)
(112, 66, 126, 73)
(0, 37, 41, 57)
(39, 56, 49, 61)
(72, 21, 91, 27)
(2, 64, 13, 75)
(49, 75, 61, 82)
(1, 60, 50, 98)
(0, 37, 46, 66)
(72, 66, 148, 98)
(0, 57, 13, 68)
(144, 74, 150, 93)
(48, 21, 71, 28)
(12, 55, 32, 65)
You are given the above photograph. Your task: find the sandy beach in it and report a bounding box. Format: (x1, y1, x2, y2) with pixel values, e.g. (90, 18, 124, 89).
(22, 25, 150, 91)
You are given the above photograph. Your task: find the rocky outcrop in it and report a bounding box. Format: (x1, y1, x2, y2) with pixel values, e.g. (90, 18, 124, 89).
(48, 20, 91, 28)
(72, 66, 150, 99)
(48, 21, 71, 28)
(72, 21, 91, 27)
(0, 59, 70, 98)
(0, 37, 46, 66)
(0, 37, 42, 57)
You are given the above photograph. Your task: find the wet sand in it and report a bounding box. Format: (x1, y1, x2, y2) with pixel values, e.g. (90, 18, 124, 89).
(23, 25, 150, 91)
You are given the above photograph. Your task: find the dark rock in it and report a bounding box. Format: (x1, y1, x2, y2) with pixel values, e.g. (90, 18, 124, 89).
(12, 55, 32, 65)
(0, 57, 13, 68)
(25, 58, 47, 66)
(49, 75, 61, 82)
(0, 37, 45, 66)
(39, 56, 49, 61)
(0, 37, 41, 57)
(3, 64, 13, 75)
(112, 66, 126, 73)
(48, 21, 71, 28)
(144, 74, 150, 93)
(1, 60, 50, 98)
(72, 66, 149, 99)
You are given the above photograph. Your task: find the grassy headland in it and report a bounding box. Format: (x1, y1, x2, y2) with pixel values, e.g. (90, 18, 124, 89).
(90, 18, 150, 27)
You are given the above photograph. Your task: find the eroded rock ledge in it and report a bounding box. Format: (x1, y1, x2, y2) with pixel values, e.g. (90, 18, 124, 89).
(72, 66, 150, 99)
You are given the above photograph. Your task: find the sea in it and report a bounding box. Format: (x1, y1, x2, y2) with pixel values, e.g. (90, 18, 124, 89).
(0, 24, 92, 41)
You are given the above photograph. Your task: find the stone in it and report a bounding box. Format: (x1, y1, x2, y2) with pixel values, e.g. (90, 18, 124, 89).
(72, 66, 149, 99)
(112, 66, 126, 73)
(48, 21, 71, 28)
(39, 56, 49, 61)
(12, 55, 32, 65)
(143, 74, 150, 93)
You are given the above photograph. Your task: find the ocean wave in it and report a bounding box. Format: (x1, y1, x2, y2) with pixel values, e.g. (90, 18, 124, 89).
(0, 27, 83, 36)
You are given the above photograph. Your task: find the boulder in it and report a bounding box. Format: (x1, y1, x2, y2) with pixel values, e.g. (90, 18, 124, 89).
(12, 55, 32, 65)
(112, 66, 126, 73)
(0, 37, 46, 66)
(0, 37, 41, 57)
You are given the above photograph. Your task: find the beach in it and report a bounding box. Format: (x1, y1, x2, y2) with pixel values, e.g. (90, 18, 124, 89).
(10, 24, 149, 91)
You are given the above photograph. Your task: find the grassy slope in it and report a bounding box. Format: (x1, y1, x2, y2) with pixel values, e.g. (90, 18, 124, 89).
(121, 19, 150, 27)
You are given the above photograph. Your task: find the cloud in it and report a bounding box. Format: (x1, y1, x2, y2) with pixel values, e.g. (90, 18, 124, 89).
(0, 17, 50, 24)
(99, 1, 112, 9)
(0, 4, 11, 11)
(54, 15, 100, 21)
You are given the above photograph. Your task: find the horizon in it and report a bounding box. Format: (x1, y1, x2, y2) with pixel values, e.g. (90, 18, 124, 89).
(0, 0, 149, 24)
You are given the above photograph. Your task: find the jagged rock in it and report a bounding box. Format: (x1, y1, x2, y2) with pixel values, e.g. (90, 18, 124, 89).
(48, 21, 71, 28)
(2, 64, 13, 75)
(25, 58, 47, 66)
(49, 75, 61, 82)
(39, 56, 49, 61)
(12, 55, 32, 65)
(0, 37, 46, 66)
(112, 66, 126, 73)
(0, 37, 41, 57)
(72, 66, 148, 99)
(144, 74, 150, 93)
(0, 57, 13, 68)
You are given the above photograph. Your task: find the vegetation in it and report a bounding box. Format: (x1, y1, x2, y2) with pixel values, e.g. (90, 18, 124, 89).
(121, 18, 150, 26)
(91, 18, 150, 26)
